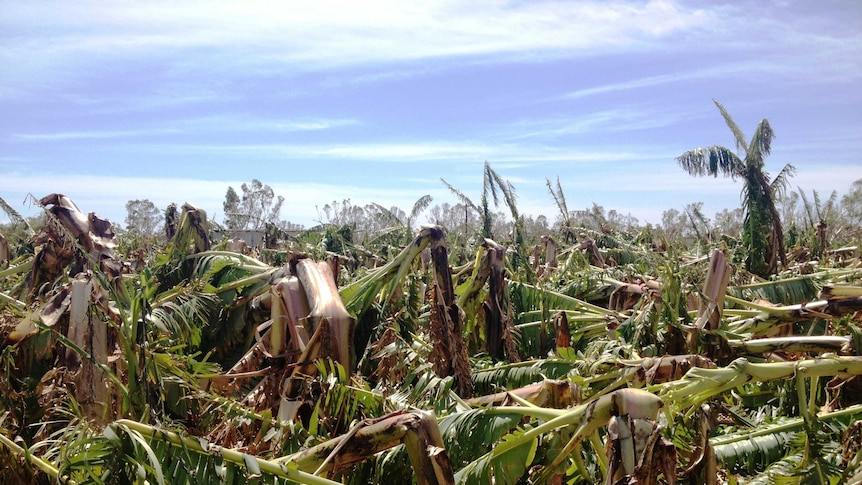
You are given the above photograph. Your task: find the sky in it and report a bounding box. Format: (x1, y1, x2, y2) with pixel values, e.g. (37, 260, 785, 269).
(1, 0, 861, 231)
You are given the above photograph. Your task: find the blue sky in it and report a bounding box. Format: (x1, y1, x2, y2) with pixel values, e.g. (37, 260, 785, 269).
(1, 0, 861, 230)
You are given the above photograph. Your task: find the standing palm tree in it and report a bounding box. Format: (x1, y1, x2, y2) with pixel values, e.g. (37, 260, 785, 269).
(677, 100, 795, 277)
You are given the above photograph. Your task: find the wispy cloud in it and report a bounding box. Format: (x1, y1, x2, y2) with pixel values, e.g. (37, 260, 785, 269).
(0, 1, 714, 95)
(496, 105, 702, 142)
(125, 140, 661, 165)
(10, 117, 360, 142)
(561, 66, 750, 100)
(13, 129, 182, 141)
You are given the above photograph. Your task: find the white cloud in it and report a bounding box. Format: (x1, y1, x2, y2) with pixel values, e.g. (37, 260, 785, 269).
(0, 1, 714, 95)
(103, 140, 658, 166)
(562, 65, 753, 100)
(500, 106, 703, 141)
(10, 117, 360, 142)
(13, 129, 182, 141)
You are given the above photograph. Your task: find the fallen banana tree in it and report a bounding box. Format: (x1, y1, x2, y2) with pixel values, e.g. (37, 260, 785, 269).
(3, 191, 862, 484)
(455, 388, 665, 484)
(659, 355, 862, 414)
(86, 411, 456, 485)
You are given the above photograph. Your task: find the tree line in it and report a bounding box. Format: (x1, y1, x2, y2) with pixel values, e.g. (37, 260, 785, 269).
(3, 102, 861, 278)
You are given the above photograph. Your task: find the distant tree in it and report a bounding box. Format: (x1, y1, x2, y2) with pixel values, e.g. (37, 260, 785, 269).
(713, 207, 744, 238)
(428, 202, 479, 236)
(556, 203, 612, 235)
(677, 100, 794, 277)
(841, 179, 862, 241)
(223, 179, 284, 231)
(125, 199, 161, 236)
(320, 199, 367, 228)
(606, 209, 639, 235)
(660, 207, 686, 242)
(521, 214, 550, 242)
(223, 187, 242, 229)
(843, 179, 862, 223)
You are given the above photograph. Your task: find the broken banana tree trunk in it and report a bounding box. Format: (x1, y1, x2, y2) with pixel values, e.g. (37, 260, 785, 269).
(66, 273, 109, 423)
(727, 335, 853, 355)
(465, 379, 576, 409)
(278, 259, 356, 423)
(0, 233, 8, 267)
(270, 274, 313, 360)
(280, 410, 455, 485)
(662, 355, 862, 413)
(471, 388, 664, 484)
(466, 238, 518, 362)
(427, 227, 473, 397)
(553, 311, 572, 350)
(689, 249, 731, 357)
(533, 235, 557, 278)
(26, 194, 122, 301)
(577, 236, 606, 268)
(605, 411, 676, 484)
(821, 285, 862, 316)
(339, 225, 446, 365)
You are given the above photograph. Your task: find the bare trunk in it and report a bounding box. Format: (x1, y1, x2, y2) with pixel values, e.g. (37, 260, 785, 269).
(67, 275, 108, 423)
(428, 228, 473, 397)
(483, 239, 507, 361)
(278, 259, 356, 423)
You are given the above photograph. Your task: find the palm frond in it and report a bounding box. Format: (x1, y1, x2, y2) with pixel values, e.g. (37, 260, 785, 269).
(770, 164, 796, 199)
(408, 195, 433, 225)
(508, 281, 615, 317)
(0, 196, 33, 235)
(483, 162, 501, 208)
(454, 424, 537, 485)
(439, 408, 524, 469)
(799, 187, 816, 229)
(369, 202, 403, 227)
(677, 146, 744, 179)
(441, 178, 478, 212)
(823, 189, 838, 220)
(546, 177, 569, 224)
(488, 167, 519, 222)
(103, 420, 341, 485)
(714, 99, 749, 154)
(472, 360, 574, 396)
(746, 118, 775, 170)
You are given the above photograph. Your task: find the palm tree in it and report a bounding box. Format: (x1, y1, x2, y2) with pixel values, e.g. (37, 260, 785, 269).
(677, 100, 795, 277)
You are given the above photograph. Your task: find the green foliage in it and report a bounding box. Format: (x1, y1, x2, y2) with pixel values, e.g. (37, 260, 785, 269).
(5, 181, 862, 484)
(728, 275, 821, 305)
(472, 360, 574, 396)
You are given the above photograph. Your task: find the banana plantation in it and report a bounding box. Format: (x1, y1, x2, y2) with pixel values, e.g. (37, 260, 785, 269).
(1, 173, 862, 484)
